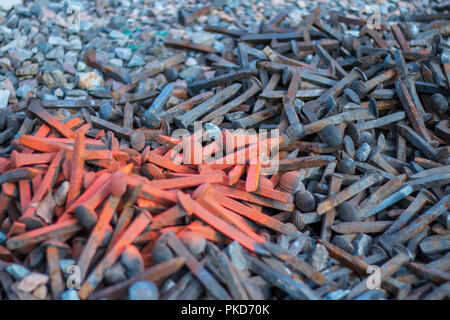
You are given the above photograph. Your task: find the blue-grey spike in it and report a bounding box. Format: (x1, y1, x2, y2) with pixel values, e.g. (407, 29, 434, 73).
(362, 184, 414, 219)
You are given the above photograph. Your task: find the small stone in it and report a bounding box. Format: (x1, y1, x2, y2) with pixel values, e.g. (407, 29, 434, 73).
(115, 47, 132, 61)
(121, 245, 144, 277)
(185, 57, 198, 67)
(17, 272, 49, 292)
(179, 65, 203, 82)
(129, 281, 159, 300)
(43, 72, 57, 89)
(104, 263, 127, 285)
(48, 35, 68, 46)
(213, 41, 225, 52)
(36, 42, 51, 54)
(179, 231, 206, 255)
(6, 263, 30, 280)
(0, 36, 26, 53)
(109, 30, 127, 39)
(44, 46, 63, 61)
(61, 289, 80, 300)
(68, 38, 82, 50)
(54, 181, 70, 206)
(74, 205, 98, 228)
(295, 191, 316, 213)
(8, 48, 32, 62)
(128, 55, 146, 67)
(32, 284, 48, 300)
(15, 63, 38, 76)
(307, 243, 329, 272)
(192, 32, 215, 46)
(0, 0, 22, 12)
(76, 61, 86, 72)
(65, 89, 88, 98)
(77, 71, 104, 89)
(43, 70, 67, 89)
(0, 89, 10, 108)
(109, 58, 123, 68)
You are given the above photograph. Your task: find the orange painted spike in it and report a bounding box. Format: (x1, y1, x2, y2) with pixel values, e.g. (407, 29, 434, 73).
(214, 193, 294, 235)
(213, 184, 295, 212)
(2, 183, 16, 197)
(18, 135, 105, 154)
(58, 173, 112, 222)
(207, 138, 277, 168)
(136, 198, 168, 213)
(185, 221, 224, 243)
(77, 195, 120, 280)
(177, 191, 194, 216)
(149, 205, 187, 230)
(0, 158, 9, 173)
(141, 163, 165, 180)
(245, 158, 261, 193)
(157, 135, 182, 148)
(232, 180, 293, 203)
(183, 195, 266, 254)
(260, 176, 274, 189)
(64, 117, 84, 130)
(95, 130, 105, 140)
(198, 195, 264, 243)
(74, 123, 91, 135)
(146, 173, 224, 190)
(18, 180, 31, 212)
(31, 174, 42, 195)
(147, 152, 196, 174)
(197, 164, 213, 174)
(150, 146, 170, 156)
(228, 164, 246, 186)
(66, 131, 86, 208)
(20, 151, 65, 221)
(10, 151, 56, 168)
(125, 176, 178, 204)
(112, 150, 130, 162)
(269, 172, 281, 188)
